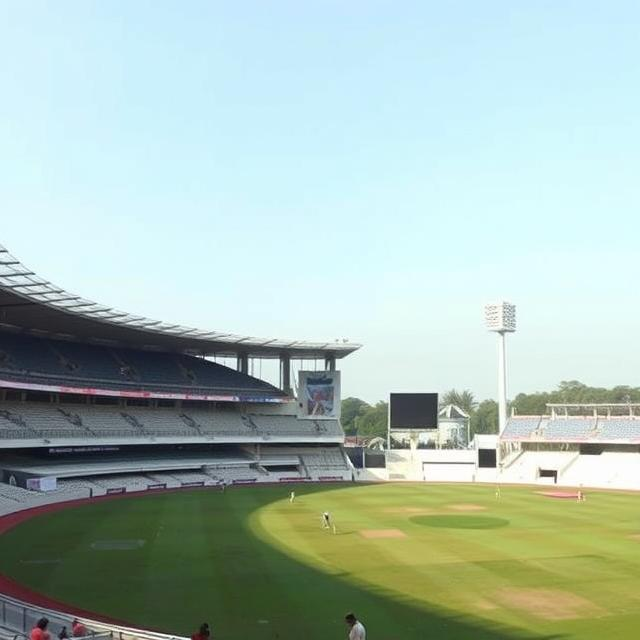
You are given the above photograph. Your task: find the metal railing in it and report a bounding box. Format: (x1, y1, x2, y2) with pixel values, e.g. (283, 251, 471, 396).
(0, 593, 185, 640)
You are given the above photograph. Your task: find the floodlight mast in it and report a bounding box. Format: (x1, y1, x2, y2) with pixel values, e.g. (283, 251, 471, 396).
(485, 302, 516, 435)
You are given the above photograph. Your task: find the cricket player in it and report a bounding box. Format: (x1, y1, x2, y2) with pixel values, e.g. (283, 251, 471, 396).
(345, 613, 366, 640)
(290, 490, 295, 503)
(322, 511, 332, 529)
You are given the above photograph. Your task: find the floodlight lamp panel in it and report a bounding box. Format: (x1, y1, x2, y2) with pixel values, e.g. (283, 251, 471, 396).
(485, 302, 516, 332)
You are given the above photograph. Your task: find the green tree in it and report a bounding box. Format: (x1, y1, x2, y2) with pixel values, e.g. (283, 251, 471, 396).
(340, 397, 370, 435)
(511, 381, 640, 416)
(441, 389, 478, 415)
(608, 386, 640, 403)
(357, 401, 388, 439)
(511, 391, 550, 416)
(470, 399, 499, 435)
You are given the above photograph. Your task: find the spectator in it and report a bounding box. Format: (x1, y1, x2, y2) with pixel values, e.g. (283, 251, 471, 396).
(345, 613, 366, 640)
(71, 619, 87, 637)
(58, 627, 69, 640)
(191, 623, 210, 640)
(31, 618, 50, 640)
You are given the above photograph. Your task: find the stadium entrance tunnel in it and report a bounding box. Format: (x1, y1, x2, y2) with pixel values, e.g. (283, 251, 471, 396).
(410, 515, 510, 530)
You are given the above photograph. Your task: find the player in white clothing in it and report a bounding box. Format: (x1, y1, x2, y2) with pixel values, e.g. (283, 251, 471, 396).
(289, 490, 295, 503)
(345, 613, 365, 640)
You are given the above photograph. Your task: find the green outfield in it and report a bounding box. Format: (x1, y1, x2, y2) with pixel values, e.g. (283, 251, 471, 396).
(1, 483, 640, 640)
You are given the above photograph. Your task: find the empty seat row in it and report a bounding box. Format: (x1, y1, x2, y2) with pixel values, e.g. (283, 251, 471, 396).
(542, 418, 596, 440)
(0, 332, 283, 397)
(0, 402, 343, 442)
(596, 418, 640, 440)
(500, 417, 541, 439)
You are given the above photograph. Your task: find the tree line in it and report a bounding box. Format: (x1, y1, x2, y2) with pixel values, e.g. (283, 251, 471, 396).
(341, 381, 640, 440)
(511, 380, 640, 415)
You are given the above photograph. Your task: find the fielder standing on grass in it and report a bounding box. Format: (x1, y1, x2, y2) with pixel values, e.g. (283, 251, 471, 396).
(345, 613, 366, 640)
(321, 511, 337, 534)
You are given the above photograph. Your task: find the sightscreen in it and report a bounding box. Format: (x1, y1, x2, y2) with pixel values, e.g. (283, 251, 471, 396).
(389, 393, 438, 429)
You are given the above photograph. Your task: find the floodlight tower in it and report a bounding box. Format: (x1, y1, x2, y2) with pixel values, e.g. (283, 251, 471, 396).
(485, 302, 516, 435)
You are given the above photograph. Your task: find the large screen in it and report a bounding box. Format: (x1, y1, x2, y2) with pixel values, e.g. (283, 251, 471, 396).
(478, 449, 497, 468)
(389, 393, 438, 429)
(297, 370, 341, 420)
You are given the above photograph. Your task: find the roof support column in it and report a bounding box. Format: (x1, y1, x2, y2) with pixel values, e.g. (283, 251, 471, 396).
(280, 354, 292, 395)
(324, 355, 336, 371)
(237, 353, 249, 374)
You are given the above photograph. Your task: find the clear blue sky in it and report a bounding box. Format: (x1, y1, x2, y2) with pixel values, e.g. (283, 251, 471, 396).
(2, 2, 640, 403)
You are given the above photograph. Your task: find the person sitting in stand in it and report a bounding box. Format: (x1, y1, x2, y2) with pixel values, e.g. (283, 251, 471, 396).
(191, 622, 211, 640)
(31, 618, 51, 640)
(71, 619, 87, 637)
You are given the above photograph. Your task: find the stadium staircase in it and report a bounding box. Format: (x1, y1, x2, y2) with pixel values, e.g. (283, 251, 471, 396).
(500, 447, 524, 469)
(557, 452, 580, 478)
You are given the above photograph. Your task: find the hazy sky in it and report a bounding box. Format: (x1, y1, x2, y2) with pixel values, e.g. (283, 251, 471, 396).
(2, 2, 640, 403)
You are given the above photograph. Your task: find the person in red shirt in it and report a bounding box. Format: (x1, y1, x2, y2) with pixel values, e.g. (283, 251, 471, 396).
(71, 620, 87, 637)
(31, 618, 50, 640)
(191, 623, 211, 640)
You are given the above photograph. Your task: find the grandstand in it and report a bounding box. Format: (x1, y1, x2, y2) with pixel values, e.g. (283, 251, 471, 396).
(493, 405, 640, 488)
(0, 241, 358, 640)
(0, 243, 360, 639)
(501, 409, 640, 444)
(377, 404, 640, 489)
(0, 244, 356, 486)
(0, 402, 343, 444)
(0, 332, 286, 398)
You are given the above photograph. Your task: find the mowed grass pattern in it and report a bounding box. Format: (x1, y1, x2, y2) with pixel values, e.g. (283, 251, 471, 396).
(2, 483, 640, 639)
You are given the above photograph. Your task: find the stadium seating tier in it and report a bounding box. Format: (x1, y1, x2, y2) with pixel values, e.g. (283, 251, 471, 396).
(0, 402, 343, 442)
(0, 332, 283, 397)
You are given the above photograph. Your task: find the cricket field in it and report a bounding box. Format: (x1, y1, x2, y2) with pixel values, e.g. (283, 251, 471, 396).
(1, 483, 639, 639)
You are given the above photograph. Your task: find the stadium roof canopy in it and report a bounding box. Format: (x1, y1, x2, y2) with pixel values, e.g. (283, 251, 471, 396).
(0, 245, 361, 360)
